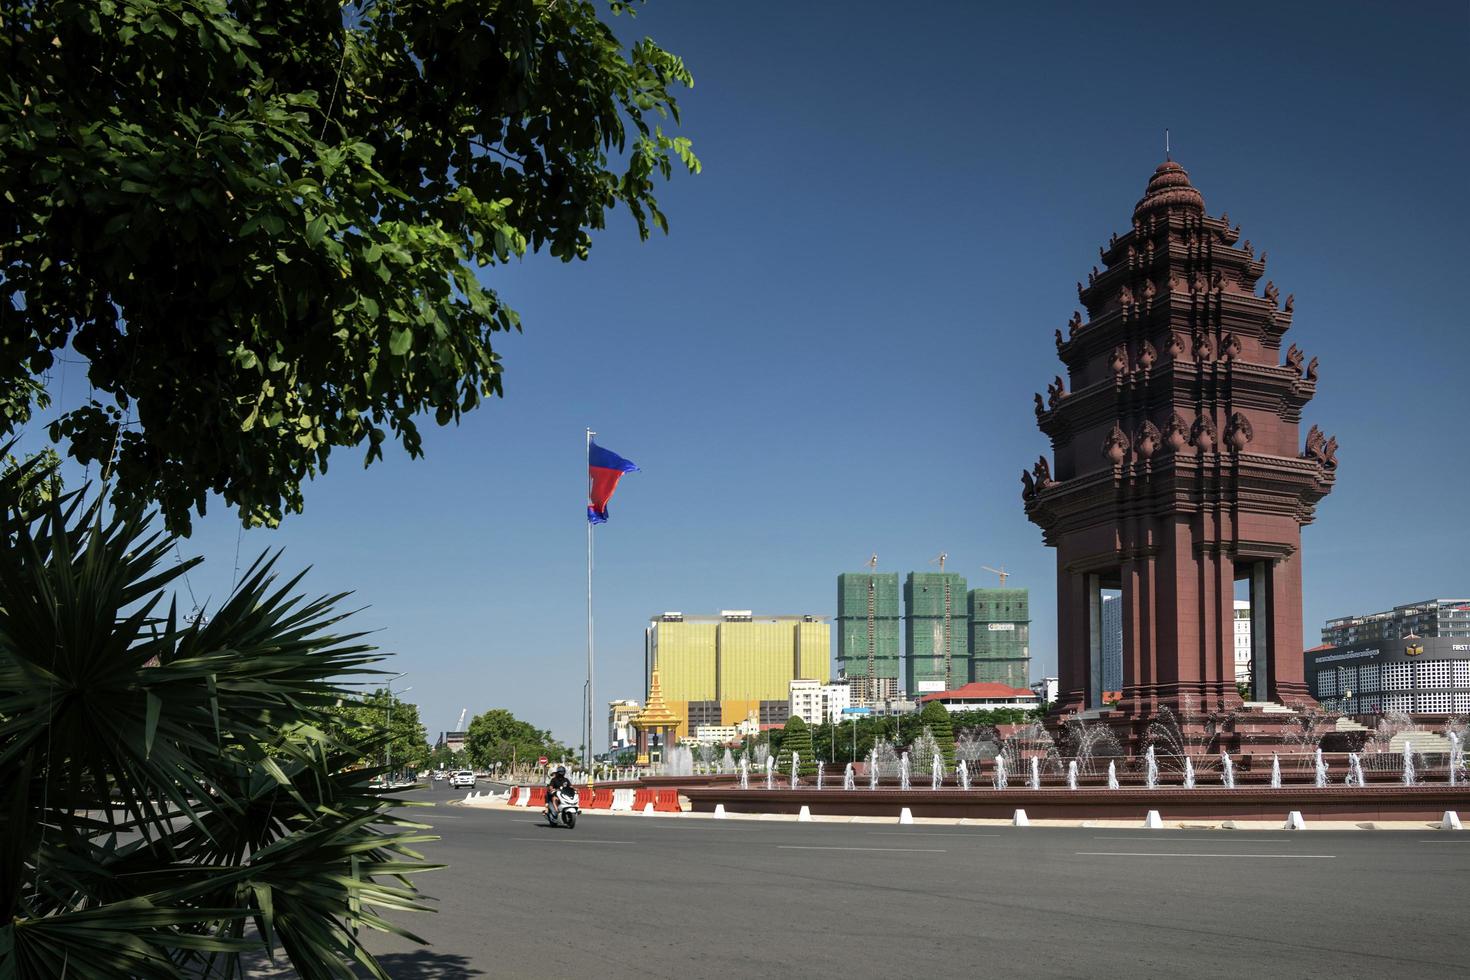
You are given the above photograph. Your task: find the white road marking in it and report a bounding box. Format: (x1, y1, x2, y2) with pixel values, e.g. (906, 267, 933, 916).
(869, 832, 1002, 837)
(511, 837, 634, 845)
(777, 845, 946, 853)
(1417, 839, 1470, 843)
(1076, 851, 1334, 859)
(1092, 836, 1293, 842)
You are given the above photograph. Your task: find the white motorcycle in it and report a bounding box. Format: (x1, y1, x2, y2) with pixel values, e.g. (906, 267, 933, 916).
(545, 786, 580, 829)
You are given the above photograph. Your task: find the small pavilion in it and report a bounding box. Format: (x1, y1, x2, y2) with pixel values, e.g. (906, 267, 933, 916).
(632, 666, 681, 766)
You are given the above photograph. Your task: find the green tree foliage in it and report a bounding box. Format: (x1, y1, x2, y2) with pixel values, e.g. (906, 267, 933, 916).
(918, 699, 957, 769)
(774, 715, 816, 777)
(324, 688, 430, 774)
(463, 708, 568, 771)
(0, 0, 698, 534)
(0, 449, 61, 518)
(0, 458, 438, 978)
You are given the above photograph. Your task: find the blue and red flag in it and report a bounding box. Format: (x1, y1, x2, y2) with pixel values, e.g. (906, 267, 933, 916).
(588, 440, 639, 524)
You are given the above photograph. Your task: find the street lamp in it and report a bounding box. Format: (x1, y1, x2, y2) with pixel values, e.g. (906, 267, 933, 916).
(385, 672, 408, 780)
(1404, 631, 1424, 714)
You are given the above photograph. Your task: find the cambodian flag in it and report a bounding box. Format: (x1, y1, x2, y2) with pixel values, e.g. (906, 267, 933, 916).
(588, 440, 639, 524)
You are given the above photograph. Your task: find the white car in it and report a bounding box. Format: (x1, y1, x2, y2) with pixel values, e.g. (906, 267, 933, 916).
(449, 770, 476, 788)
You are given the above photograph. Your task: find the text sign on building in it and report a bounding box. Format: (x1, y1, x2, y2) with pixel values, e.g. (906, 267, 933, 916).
(987, 623, 1015, 631)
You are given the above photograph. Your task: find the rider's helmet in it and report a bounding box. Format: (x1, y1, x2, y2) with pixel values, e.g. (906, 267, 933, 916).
(555, 766, 566, 776)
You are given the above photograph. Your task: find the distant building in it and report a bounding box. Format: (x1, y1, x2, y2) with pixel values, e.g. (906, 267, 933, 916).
(643, 611, 829, 737)
(1100, 595, 1122, 695)
(1031, 676, 1059, 705)
(969, 587, 1031, 688)
(905, 572, 970, 695)
(789, 678, 852, 726)
(1306, 636, 1470, 715)
(1322, 598, 1470, 647)
(607, 699, 641, 751)
(916, 682, 1040, 714)
(1233, 600, 1252, 687)
(836, 571, 901, 703)
(435, 731, 467, 754)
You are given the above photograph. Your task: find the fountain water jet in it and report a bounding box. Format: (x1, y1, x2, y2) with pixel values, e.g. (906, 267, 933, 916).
(868, 749, 879, 790)
(816, 760, 824, 790)
(765, 755, 775, 790)
(1183, 757, 1196, 790)
(1220, 750, 1235, 790)
(1314, 747, 1328, 788)
(739, 759, 749, 790)
(1271, 753, 1282, 789)
(843, 762, 855, 791)
(1107, 760, 1119, 790)
(1450, 732, 1464, 787)
(1346, 752, 1365, 787)
(931, 754, 943, 790)
(1066, 760, 1078, 791)
(994, 753, 1009, 790)
(1029, 756, 1041, 790)
(1145, 745, 1159, 790)
(899, 752, 911, 791)
(958, 759, 970, 791)
(790, 751, 801, 789)
(1401, 740, 1416, 786)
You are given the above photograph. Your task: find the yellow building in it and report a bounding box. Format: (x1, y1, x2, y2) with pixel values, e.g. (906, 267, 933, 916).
(643, 611, 831, 736)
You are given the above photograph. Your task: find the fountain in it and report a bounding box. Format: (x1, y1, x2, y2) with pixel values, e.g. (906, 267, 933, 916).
(931, 754, 943, 790)
(868, 749, 879, 790)
(843, 762, 855, 791)
(739, 759, 749, 790)
(1401, 740, 1416, 786)
(816, 760, 824, 790)
(1183, 757, 1196, 790)
(958, 759, 970, 791)
(1346, 752, 1365, 787)
(790, 751, 801, 789)
(722, 748, 736, 772)
(1066, 760, 1077, 791)
(1314, 747, 1328, 788)
(1107, 760, 1119, 790)
(899, 752, 911, 791)
(1029, 756, 1041, 790)
(994, 753, 1009, 790)
(1270, 753, 1282, 789)
(1450, 731, 1464, 787)
(1220, 750, 1235, 790)
(1145, 745, 1159, 790)
(765, 755, 775, 790)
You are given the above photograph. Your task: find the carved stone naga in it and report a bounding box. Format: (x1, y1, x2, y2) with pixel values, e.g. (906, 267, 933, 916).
(1135, 419, 1161, 460)
(1323, 435, 1339, 470)
(1109, 344, 1129, 377)
(1220, 333, 1241, 362)
(1192, 327, 1215, 362)
(1264, 280, 1280, 307)
(1226, 412, 1254, 452)
(1163, 413, 1189, 453)
(1306, 356, 1319, 383)
(1190, 414, 1217, 453)
(1137, 340, 1157, 370)
(1285, 343, 1305, 376)
(1046, 375, 1067, 410)
(1118, 284, 1136, 319)
(1034, 392, 1045, 417)
(1021, 468, 1037, 500)
(1033, 455, 1055, 488)
(1054, 328, 1064, 354)
(1302, 424, 1326, 463)
(1068, 310, 1084, 337)
(1102, 423, 1131, 465)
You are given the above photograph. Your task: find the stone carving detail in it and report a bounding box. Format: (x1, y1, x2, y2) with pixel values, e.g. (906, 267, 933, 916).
(1306, 357, 1318, 383)
(1190, 270, 1207, 295)
(1137, 340, 1157, 370)
(1142, 278, 1157, 313)
(1102, 423, 1131, 464)
(1034, 392, 1045, 417)
(1323, 436, 1338, 470)
(1021, 469, 1036, 500)
(1033, 455, 1055, 488)
(1220, 333, 1241, 361)
(1242, 239, 1253, 258)
(1118, 284, 1136, 318)
(1166, 332, 1187, 361)
(1055, 328, 1064, 354)
(1303, 424, 1326, 462)
(1264, 280, 1280, 306)
(1192, 327, 1215, 362)
(1109, 344, 1128, 377)
(1163, 412, 1189, 453)
(1135, 420, 1161, 459)
(1226, 412, 1254, 451)
(1210, 270, 1225, 293)
(1284, 293, 1294, 314)
(1189, 413, 1217, 453)
(1046, 375, 1067, 409)
(1068, 310, 1083, 336)
(1285, 343, 1304, 375)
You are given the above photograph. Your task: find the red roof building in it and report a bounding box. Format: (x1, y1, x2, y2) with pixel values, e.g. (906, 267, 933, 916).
(916, 682, 1040, 712)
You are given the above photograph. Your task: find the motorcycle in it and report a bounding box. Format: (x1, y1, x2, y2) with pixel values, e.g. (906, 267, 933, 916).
(545, 786, 580, 829)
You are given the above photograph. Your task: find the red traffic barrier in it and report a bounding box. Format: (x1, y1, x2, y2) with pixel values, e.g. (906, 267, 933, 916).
(654, 789, 680, 813)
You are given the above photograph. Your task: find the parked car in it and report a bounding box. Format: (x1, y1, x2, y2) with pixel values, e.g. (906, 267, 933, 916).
(449, 770, 476, 788)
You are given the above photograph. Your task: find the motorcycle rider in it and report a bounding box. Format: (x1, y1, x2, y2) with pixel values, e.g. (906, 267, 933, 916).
(545, 765, 572, 818)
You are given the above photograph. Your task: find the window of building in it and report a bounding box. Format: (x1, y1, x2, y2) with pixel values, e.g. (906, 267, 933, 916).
(1454, 661, 1470, 688)
(1358, 695, 1381, 713)
(1358, 664, 1379, 693)
(1317, 672, 1336, 696)
(1382, 663, 1412, 691)
(1383, 693, 1413, 712)
(1454, 693, 1470, 713)
(1416, 692, 1453, 713)
(1419, 661, 1452, 688)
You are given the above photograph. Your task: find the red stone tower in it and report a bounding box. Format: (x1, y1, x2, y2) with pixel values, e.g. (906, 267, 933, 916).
(1023, 161, 1338, 743)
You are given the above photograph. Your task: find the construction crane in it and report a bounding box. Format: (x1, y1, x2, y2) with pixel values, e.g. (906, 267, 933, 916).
(982, 565, 1011, 587)
(455, 707, 467, 731)
(930, 552, 953, 690)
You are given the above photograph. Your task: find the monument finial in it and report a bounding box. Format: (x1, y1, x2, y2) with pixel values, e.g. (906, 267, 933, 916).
(1165, 128, 1170, 161)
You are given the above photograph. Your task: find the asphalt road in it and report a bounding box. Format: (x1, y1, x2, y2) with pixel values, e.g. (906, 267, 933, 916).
(254, 784, 1468, 979)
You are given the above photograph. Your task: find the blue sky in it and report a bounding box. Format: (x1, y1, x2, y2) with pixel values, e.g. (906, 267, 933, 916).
(27, 2, 1470, 748)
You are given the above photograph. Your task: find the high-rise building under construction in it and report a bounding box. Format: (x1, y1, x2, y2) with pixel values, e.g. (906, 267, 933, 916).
(905, 572, 970, 694)
(836, 571, 900, 703)
(970, 588, 1032, 689)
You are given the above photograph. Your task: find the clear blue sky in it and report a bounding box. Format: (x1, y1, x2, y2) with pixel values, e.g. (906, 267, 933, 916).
(29, 1, 1470, 748)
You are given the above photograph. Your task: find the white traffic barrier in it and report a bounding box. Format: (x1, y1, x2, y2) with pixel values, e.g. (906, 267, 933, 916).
(1285, 810, 1306, 830)
(642, 802, 654, 814)
(714, 803, 727, 819)
(611, 788, 635, 811)
(462, 793, 473, 804)
(515, 788, 532, 808)
(1143, 810, 1163, 829)
(898, 807, 914, 825)
(1012, 809, 1029, 827)
(798, 805, 812, 822)
(1442, 811, 1462, 831)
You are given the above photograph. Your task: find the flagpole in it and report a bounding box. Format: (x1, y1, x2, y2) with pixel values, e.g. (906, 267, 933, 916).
(586, 427, 595, 771)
